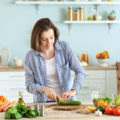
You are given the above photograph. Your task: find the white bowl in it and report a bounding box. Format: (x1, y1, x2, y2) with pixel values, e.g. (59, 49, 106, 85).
(97, 59, 109, 67)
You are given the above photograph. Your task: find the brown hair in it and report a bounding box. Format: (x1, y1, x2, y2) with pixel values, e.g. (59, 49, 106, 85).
(31, 18, 59, 52)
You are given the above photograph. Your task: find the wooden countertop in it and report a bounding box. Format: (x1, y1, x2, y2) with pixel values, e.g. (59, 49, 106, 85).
(0, 66, 24, 72)
(0, 65, 116, 72)
(0, 103, 120, 120)
(84, 65, 116, 70)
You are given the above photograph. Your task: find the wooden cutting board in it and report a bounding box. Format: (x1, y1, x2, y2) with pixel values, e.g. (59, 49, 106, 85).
(46, 104, 86, 111)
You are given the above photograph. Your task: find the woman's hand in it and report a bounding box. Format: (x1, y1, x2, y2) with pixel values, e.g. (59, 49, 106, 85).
(42, 86, 57, 101)
(61, 89, 76, 101)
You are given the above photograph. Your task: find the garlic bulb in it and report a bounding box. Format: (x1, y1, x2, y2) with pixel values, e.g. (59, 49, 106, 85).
(95, 109, 102, 116)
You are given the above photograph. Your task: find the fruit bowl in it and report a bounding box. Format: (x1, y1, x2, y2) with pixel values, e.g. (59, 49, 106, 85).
(97, 59, 109, 67)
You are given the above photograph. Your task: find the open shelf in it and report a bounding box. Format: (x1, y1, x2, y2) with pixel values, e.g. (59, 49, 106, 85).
(64, 20, 120, 24)
(15, 1, 120, 5)
(64, 20, 120, 34)
(14, 1, 120, 34)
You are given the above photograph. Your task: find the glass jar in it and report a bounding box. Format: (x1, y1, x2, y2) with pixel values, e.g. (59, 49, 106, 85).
(97, 11, 102, 21)
(68, 7, 73, 21)
(74, 10, 79, 21)
(79, 7, 84, 21)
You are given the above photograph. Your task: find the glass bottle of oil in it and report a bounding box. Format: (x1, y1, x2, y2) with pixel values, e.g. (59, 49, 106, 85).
(87, 9, 93, 21)
(16, 91, 25, 106)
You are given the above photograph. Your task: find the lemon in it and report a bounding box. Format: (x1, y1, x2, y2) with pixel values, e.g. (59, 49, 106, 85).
(108, 0, 114, 2)
(88, 106, 97, 113)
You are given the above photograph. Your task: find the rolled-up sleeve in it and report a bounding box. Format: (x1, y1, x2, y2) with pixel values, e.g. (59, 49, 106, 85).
(24, 54, 44, 95)
(65, 43, 86, 93)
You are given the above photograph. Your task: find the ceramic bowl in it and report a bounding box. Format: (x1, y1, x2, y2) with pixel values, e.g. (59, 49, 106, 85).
(108, 16, 116, 21)
(97, 59, 109, 67)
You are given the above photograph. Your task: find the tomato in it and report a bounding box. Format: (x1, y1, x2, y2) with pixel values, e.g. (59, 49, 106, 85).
(105, 104, 113, 115)
(113, 107, 120, 116)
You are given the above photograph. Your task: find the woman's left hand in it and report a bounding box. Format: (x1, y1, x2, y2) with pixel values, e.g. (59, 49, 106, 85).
(61, 89, 76, 101)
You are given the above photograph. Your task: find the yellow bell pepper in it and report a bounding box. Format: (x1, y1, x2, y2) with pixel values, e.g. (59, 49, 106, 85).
(97, 99, 107, 107)
(0, 96, 8, 106)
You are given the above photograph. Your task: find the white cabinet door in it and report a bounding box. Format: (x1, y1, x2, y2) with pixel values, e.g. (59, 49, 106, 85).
(0, 72, 33, 103)
(83, 70, 106, 93)
(106, 70, 117, 97)
(76, 70, 106, 102)
(74, 70, 117, 103)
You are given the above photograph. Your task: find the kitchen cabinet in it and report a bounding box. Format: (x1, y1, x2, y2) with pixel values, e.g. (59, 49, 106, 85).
(0, 72, 33, 103)
(73, 70, 117, 103)
(106, 70, 117, 96)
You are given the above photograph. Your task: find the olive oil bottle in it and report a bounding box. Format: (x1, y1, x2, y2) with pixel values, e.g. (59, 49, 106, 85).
(17, 91, 25, 106)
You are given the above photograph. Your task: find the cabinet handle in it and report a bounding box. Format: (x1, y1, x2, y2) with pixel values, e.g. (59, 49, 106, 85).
(9, 75, 24, 78)
(82, 86, 90, 89)
(9, 88, 25, 90)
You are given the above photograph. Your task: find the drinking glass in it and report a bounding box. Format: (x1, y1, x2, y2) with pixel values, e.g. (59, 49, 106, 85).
(91, 91, 99, 100)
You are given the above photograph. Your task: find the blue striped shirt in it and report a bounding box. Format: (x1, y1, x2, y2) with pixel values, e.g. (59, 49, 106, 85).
(24, 41, 86, 103)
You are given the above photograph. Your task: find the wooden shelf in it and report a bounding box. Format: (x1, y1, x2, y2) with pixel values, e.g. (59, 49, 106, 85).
(15, 1, 120, 5)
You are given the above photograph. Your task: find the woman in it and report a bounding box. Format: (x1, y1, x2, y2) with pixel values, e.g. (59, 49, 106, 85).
(24, 18, 86, 103)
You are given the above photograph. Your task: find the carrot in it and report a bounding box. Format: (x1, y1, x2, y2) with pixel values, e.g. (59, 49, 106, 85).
(0, 101, 10, 112)
(2, 101, 16, 112)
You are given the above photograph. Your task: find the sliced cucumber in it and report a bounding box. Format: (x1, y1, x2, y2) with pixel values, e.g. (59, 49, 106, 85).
(57, 101, 81, 105)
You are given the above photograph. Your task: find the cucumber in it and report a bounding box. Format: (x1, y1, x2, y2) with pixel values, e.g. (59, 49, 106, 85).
(57, 101, 81, 106)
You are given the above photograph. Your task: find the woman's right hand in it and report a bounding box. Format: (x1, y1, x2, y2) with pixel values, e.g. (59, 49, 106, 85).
(42, 86, 57, 101)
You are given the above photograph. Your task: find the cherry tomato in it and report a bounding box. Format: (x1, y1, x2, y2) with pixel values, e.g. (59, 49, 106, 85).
(113, 107, 120, 116)
(105, 104, 113, 115)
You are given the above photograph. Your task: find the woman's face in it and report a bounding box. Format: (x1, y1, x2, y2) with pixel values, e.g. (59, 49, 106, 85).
(40, 28, 55, 50)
